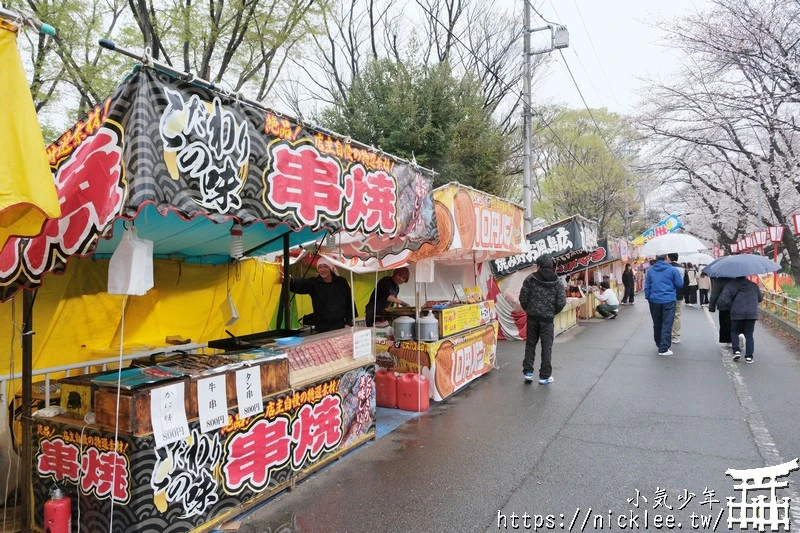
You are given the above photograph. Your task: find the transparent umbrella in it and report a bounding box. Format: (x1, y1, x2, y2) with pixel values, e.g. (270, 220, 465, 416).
(678, 252, 715, 266)
(641, 233, 707, 256)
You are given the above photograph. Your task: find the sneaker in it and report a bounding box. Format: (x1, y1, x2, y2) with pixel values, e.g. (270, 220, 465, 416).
(538, 376, 554, 384)
(745, 356, 753, 363)
(733, 351, 741, 361)
(672, 337, 681, 344)
(658, 349, 674, 356)
(609, 313, 618, 319)
(523, 371, 534, 383)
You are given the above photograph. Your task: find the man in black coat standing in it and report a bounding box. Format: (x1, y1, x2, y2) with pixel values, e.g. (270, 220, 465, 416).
(518, 254, 567, 385)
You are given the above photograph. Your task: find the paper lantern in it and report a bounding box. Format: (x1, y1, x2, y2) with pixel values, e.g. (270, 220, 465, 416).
(768, 225, 784, 243)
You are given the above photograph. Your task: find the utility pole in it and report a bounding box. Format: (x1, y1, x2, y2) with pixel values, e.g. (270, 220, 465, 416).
(523, 1, 532, 235)
(522, 2, 568, 234)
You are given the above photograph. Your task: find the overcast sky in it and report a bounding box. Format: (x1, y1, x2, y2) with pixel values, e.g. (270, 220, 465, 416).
(521, 0, 707, 115)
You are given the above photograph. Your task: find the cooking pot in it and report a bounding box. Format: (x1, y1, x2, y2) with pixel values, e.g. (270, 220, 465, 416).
(417, 311, 439, 342)
(393, 316, 415, 340)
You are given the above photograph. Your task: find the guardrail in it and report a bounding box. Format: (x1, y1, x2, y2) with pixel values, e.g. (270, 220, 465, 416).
(761, 290, 800, 329)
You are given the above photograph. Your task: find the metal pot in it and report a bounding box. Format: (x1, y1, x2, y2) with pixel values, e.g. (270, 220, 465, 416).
(393, 316, 415, 340)
(417, 312, 439, 342)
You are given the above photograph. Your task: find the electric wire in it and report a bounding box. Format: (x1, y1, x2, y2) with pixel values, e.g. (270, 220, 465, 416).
(570, 0, 622, 107)
(415, 0, 598, 182)
(558, 49, 616, 156)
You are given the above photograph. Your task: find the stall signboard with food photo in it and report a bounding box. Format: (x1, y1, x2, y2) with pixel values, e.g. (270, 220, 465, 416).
(374, 322, 498, 401)
(406, 183, 524, 264)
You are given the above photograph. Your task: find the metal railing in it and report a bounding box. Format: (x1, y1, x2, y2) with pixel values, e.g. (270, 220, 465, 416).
(761, 290, 800, 329)
(0, 343, 209, 414)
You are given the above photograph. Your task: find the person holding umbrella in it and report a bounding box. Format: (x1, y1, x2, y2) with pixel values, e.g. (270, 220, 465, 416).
(716, 277, 763, 362)
(704, 253, 779, 362)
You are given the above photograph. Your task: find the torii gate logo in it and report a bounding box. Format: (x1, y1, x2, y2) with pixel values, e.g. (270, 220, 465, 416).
(726, 458, 799, 531)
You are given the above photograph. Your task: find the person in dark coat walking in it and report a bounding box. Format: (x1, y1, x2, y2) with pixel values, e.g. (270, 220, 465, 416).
(621, 263, 635, 304)
(717, 277, 763, 362)
(518, 254, 566, 384)
(708, 276, 740, 346)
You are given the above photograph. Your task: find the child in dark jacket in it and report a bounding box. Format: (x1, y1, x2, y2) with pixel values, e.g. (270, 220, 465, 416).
(519, 254, 567, 384)
(717, 277, 763, 362)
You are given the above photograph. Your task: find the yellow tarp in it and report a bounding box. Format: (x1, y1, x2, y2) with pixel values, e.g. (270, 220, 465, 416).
(0, 257, 393, 379)
(0, 258, 284, 375)
(0, 21, 60, 247)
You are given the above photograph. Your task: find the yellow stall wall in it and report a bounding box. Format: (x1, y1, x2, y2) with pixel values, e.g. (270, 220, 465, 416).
(1, 258, 392, 379)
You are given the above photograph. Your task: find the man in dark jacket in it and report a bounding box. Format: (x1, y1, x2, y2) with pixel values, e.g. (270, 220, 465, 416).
(289, 258, 354, 333)
(644, 255, 684, 356)
(717, 277, 763, 362)
(518, 254, 566, 384)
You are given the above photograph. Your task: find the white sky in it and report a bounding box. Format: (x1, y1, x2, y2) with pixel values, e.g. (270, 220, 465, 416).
(519, 0, 707, 114)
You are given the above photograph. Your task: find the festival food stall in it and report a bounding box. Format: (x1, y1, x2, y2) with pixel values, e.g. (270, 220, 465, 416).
(563, 237, 639, 317)
(370, 183, 525, 401)
(488, 215, 599, 337)
(1, 57, 438, 532)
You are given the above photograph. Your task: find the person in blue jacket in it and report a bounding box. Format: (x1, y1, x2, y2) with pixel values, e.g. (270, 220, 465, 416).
(644, 254, 684, 356)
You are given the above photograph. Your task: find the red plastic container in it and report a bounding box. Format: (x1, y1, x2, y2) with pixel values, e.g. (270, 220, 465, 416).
(397, 373, 430, 412)
(376, 369, 398, 408)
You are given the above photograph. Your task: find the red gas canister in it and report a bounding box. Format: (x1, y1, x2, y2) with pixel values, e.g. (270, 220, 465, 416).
(44, 486, 71, 533)
(397, 373, 430, 412)
(375, 369, 398, 408)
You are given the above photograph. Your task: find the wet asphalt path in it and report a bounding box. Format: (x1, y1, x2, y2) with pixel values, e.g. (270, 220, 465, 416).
(237, 301, 800, 533)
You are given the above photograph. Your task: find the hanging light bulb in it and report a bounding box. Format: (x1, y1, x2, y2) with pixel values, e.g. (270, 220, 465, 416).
(230, 222, 243, 259)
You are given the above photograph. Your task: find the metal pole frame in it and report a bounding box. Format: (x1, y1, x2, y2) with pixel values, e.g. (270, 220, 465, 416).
(522, 0, 533, 235)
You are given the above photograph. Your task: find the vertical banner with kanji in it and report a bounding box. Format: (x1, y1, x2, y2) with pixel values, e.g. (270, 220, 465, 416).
(32, 366, 376, 532)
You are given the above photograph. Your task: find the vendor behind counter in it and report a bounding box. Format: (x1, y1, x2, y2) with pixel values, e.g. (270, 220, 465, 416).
(365, 267, 410, 326)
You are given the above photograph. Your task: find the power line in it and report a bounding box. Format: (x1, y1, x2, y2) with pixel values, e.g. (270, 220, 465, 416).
(413, 0, 598, 184)
(558, 49, 617, 156)
(570, 0, 622, 108)
(528, 2, 625, 170)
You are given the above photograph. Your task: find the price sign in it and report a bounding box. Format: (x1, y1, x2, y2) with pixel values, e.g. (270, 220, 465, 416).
(235, 367, 264, 418)
(198, 374, 228, 433)
(150, 382, 190, 448)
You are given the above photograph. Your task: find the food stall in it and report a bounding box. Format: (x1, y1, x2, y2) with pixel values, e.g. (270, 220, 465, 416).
(488, 215, 599, 337)
(372, 183, 524, 401)
(1, 59, 438, 532)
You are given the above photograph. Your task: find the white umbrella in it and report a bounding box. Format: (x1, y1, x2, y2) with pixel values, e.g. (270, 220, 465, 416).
(641, 233, 707, 256)
(678, 252, 714, 265)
